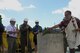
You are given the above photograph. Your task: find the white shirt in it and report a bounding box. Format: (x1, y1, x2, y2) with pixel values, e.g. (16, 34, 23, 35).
(6, 24, 17, 37)
(65, 17, 80, 48)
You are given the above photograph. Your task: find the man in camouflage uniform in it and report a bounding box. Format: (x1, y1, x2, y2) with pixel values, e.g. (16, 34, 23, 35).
(20, 18, 32, 53)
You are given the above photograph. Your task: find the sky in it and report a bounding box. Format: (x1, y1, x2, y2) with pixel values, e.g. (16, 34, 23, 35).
(0, 0, 80, 29)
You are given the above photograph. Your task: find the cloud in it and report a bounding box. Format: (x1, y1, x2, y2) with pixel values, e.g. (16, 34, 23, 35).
(52, 0, 80, 18)
(0, 0, 24, 11)
(25, 4, 36, 9)
(52, 9, 63, 14)
(0, 0, 36, 11)
(52, 8, 68, 14)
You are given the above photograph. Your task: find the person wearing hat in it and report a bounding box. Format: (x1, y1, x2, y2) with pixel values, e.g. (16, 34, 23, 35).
(33, 20, 42, 53)
(19, 18, 32, 53)
(6, 18, 18, 53)
(0, 15, 4, 52)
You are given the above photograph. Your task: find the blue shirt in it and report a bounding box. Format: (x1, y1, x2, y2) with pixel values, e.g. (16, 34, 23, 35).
(33, 25, 42, 33)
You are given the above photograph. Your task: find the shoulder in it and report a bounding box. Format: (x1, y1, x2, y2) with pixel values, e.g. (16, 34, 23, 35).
(0, 23, 4, 27)
(72, 16, 79, 20)
(0, 24, 4, 30)
(6, 25, 11, 31)
(28, 25, 30, 27)
(73, 17, 80, 22)
(20, 24, 23, 26)
(75, 17, 80, 20)
(0, 23, 3, 26)
(27, 24, 32, 29)
(6, 25, 11, 28)
(20, 24, 24, 27)
(33, 25, 36, 28)
(39, 25, 42, 28)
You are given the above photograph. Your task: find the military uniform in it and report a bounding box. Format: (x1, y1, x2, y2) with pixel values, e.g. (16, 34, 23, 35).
(20, 24, 32, 53)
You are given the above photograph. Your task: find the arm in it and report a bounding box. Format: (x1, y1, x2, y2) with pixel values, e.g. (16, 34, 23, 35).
(51, 24, 60, 29)
(50, 19, 66, 29)
(7, 27, 18, 34)
(8, 31, 17, 34)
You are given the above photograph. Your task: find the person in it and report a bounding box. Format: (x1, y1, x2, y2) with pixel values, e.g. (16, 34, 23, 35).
(33, 20, 42, 53)
(49, 10, 80, 53)
(19, 18, 32, 53)
(0, 15, 4, 52)
(6, 18, 18, 53)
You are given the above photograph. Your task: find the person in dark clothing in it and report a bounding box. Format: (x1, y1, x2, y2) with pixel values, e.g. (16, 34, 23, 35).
(0, 15, 4, 52)
(20, 18, 32, 53)
(33, 20, 42, 53)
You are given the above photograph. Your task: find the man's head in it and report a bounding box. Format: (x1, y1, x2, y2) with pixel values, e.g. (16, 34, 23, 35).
(65, 10, 72, 17)
(35, 20, 39, 25)
(23, 18, 28, 25)
(10, 18, 16, 26)
(64, 10, 72, 20)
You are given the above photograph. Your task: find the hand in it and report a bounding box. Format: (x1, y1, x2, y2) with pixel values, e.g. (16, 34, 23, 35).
(72, 29, 80, 32)
(13, 31, 19, 34)
(34, 32, 38, 34)
(47, 27, 52, 30)
(16, 30, 19, 34)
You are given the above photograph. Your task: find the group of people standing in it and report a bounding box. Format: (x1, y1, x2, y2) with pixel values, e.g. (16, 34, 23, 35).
(19, 18, 42, 53)
(0, 15, 42, 53)
(0, 10, 80, 53)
